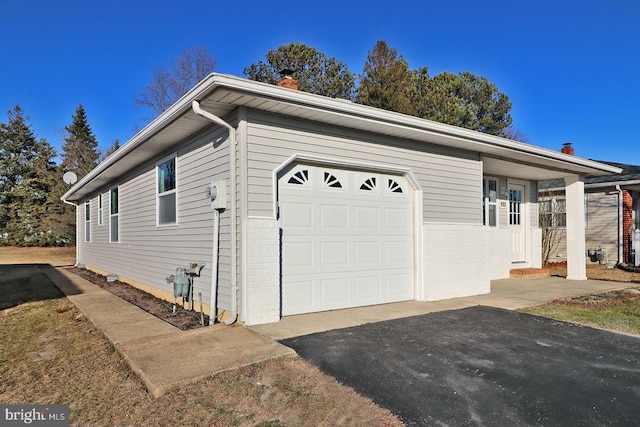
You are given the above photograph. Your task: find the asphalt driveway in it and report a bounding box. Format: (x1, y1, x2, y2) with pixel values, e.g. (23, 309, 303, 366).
(281, 306, 640, 426)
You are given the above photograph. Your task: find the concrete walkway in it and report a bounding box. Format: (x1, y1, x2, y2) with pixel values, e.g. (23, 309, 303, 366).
(43, 266, 295, 398)
(46, 265, 631, 397)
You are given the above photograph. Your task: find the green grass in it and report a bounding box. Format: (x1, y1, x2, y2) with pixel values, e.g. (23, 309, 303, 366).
(520, 296, 640, 336)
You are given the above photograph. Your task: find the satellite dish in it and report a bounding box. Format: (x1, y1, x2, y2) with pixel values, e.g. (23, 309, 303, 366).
(63, 171, 78, 185)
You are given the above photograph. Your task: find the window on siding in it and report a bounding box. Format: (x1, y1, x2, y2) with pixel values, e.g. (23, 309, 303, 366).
(84, 201, 91, 242)
(157, 155, 177, 226)
(539, 198, 566, 228)
(110, 187, 119, 243)
(98, 193, 103, 226)
(483, 178, 498, 227)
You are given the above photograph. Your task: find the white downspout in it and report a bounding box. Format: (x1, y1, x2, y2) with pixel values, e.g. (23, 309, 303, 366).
(192, 100, 238, 325)
(616, 185, 624, 265)
(62, 199, 80, 266)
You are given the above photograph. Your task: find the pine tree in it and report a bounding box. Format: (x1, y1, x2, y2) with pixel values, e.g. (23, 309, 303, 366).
(244, 42, 356, 99)
(61, 104, 99, 179)
(0, 106, 68, 246)
(356, 41, 416, 115)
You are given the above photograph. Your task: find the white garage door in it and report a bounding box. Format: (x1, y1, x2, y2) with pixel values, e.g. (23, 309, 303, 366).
(279, 164, 415, 316)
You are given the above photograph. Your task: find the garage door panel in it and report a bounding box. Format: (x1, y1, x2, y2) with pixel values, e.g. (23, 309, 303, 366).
(354, 206, 380, 229)
(355, 241, 381, 264)
(320, 278, 349, 304)
(280, 202, 313, 228)
(320, 204, 348, 228)
(282, 241, 313, 269)
(280, 165, 415, 315)
(320, 241, 348, 266)
(386, 273, 413, 297)
(356, 276, 382, 300)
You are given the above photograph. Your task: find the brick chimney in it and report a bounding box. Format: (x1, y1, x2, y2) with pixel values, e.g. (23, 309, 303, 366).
(277, 69, 298, 90)
(561, 142, 575, 155)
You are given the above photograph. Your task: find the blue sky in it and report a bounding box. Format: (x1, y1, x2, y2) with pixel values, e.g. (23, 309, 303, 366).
(2, 0, 639, 165)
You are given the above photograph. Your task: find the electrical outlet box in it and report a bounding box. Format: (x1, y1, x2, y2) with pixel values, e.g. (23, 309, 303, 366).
(206, 179, 227, 210)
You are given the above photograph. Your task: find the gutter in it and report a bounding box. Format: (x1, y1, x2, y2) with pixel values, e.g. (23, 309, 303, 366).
(191, 100, 238, 326)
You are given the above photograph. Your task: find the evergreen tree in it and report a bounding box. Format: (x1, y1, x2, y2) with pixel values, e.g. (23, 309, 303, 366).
(356, 41, 416, 115)
(244, 42, 356, 99)
(0, 106, 69, 246)
(414, 71, 512, 135)
(61, 104, 99, 179)
(101, 138, 120, 161)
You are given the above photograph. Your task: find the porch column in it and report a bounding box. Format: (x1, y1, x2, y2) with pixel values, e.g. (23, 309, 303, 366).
(564, 174, 587, 280)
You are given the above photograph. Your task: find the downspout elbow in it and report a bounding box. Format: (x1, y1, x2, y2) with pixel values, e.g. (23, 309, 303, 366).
(192, 100, 238, 326)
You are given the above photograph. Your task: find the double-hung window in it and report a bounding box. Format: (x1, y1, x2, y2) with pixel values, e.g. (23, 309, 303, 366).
(483, 178, 498, 227)
(157, 154, 177, 226)
(110, 187, 119, 242)
(539, 198, 566, 228)
(98, 193, 103, 226)
(84, 201, 91, 242)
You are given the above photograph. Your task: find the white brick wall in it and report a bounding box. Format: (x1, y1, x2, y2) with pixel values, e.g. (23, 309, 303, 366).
(244, 218, 280, 325)
(488, 227, 512, 279)
(422, 224, 492, 301)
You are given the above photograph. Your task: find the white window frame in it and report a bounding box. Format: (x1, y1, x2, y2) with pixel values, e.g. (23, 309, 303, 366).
(97, 193, 103, 226)
(539, 197, 566, 228)
(483, 177, 499, 227)
(156, 153, 178, 226)
(110, 186, 119, 243)
(84, 201, 91, 242)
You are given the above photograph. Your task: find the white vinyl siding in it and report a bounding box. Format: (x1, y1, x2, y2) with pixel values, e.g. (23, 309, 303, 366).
(244, 110, 482, 223)
(110, 187, 119, 243)
(76, 126, 234, 312)
(84, 201, 91, 242)
(156, 154, 177, 226)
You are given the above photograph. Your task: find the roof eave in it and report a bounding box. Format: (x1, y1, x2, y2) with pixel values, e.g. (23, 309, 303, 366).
(62, 73, 623, 202)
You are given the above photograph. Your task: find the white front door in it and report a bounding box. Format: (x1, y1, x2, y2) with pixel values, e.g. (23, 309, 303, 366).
(279, 164, 415, 316)
(509, 183, 526, 262)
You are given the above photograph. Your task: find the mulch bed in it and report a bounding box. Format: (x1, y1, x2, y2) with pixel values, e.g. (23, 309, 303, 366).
(553, 288, 640, 308)
(66, 267, 209, 330)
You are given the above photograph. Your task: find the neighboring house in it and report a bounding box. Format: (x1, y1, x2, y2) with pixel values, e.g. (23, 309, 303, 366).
(539, 144, 640, 266)
(61, 73, 620, 326)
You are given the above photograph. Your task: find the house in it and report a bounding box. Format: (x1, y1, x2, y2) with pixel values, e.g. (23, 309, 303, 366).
(61, 73, 621, 326)
(539, 143, 640, 266)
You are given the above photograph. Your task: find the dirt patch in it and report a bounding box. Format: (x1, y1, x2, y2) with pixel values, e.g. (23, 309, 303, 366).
(0, 246, 75, 266)
(68, 267, 208, 330)
(550, 263, 640, 283)
(554, 288, 640, 307)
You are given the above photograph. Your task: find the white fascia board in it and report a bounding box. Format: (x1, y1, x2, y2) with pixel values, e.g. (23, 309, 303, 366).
(63, 73, 622, 202)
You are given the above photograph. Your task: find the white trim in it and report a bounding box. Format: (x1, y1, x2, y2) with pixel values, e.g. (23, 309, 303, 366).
(84, 201, 91, 243)
(273, 154, 424, 305)
(97, 193, 103, 226)
(483, 176, 499, 227)
(109, 186, 119, 243)
(155, 152, 178, 227)
(508, 179, 529, 263)
(62, 73, 621, 204)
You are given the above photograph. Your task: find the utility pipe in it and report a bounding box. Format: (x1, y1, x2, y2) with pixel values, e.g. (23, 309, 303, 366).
(192, 100, 238, 325)
(616, 185, 624, 265)
(62, 199, 80, 266)
(210, 209, 220, 325)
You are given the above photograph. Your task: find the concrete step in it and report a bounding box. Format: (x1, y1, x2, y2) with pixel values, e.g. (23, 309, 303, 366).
(509, 268, 550, 280)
